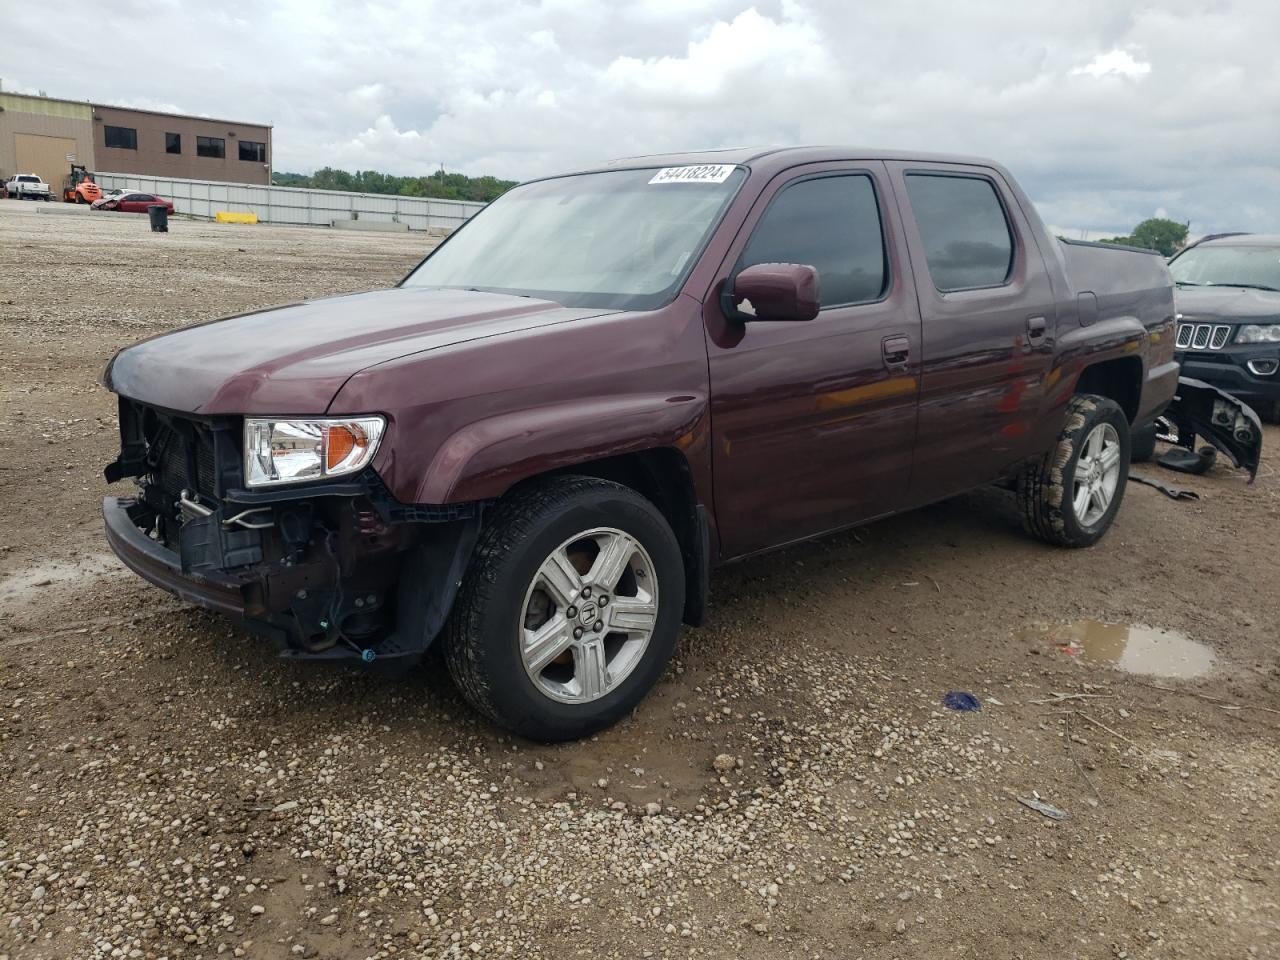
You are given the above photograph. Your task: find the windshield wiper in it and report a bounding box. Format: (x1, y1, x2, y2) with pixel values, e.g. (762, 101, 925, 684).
(1214, 282, 1280, 293)
(1174, 280, 1201, 286)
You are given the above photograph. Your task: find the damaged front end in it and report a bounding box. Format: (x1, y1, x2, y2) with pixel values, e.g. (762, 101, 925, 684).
(102, 397, 480, 665)
(1159, 376, 1263, 481)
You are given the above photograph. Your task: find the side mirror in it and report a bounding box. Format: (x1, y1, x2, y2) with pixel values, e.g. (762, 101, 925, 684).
(726, 262, 820, 322)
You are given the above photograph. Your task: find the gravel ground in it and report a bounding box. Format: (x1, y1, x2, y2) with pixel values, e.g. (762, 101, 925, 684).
(1, 201, 1277, 960)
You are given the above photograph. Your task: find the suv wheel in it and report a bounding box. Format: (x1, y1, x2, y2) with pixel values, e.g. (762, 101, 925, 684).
(1019, 394, 1130, 548)
(444, 477, 684, 741)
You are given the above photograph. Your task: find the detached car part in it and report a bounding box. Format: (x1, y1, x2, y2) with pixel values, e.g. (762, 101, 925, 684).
(1159, 376, 1262, 481)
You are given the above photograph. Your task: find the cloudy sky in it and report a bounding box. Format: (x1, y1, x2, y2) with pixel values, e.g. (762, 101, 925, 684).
(5, 0, 1279, 235)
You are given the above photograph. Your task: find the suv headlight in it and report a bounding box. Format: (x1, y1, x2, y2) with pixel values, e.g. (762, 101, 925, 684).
(244, 416, 385, 487)
(1236, 324, 1280, 344)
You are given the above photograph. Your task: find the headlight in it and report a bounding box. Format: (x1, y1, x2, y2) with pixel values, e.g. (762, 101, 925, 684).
(1236, 324, 1280, 344)
(244, 416, 385, 487)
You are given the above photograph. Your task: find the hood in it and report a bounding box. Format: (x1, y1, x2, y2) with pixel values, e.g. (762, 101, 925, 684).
(105, 287, 614, 414)
(1175, 285, 1280, 322)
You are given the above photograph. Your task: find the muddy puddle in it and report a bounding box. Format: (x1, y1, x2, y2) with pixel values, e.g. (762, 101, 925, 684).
(1022, 620, 1215, 679)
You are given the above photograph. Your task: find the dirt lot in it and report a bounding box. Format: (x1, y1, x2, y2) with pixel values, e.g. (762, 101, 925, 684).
(1, 201, 1277, 960)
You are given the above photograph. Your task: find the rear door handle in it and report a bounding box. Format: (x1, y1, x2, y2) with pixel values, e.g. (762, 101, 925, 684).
(882, 335, 910, 369)
(1026, 316, 1047, 346)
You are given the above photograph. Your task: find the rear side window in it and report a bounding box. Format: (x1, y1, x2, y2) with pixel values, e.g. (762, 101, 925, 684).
(738, 174, 887, 308)
(905, 174, 1013, 292)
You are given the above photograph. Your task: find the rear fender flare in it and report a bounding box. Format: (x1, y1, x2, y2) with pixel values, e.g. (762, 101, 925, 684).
(1051, 317, 1147, 407)
(1057, 316, 1147, 379)
(415, 393, 709, 504)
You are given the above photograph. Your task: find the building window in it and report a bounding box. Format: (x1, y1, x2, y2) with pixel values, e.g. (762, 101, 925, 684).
(104, 126, 137, 150)
(239, 140, 266, 163)
(196, 136, 226, 159)
(165, 132, 181, 154)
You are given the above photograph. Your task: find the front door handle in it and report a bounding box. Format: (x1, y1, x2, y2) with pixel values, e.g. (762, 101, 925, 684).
(882, 335, 910, 369)
(1026, 316, 1047, 346)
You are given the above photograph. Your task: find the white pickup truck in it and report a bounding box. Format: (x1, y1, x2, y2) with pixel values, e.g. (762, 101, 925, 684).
(5, 174, 52, 200)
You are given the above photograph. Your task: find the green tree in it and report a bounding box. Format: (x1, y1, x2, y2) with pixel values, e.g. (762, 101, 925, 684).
(272, 166, 516, 203)
(1101, 218, 1189, 257)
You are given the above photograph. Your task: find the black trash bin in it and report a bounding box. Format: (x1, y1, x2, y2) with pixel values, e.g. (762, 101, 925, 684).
(147, 204, 169, 233)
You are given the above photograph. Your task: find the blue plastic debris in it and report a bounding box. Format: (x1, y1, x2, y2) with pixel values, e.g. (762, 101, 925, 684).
(942, 691, 981, 712)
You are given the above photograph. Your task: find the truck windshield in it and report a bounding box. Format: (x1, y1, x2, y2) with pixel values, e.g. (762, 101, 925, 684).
(403, 166, 747, 310)
(1170, 244, 1280, 292)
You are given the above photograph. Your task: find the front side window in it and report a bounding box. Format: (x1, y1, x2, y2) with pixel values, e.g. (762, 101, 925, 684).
(737, 174, 888, 307)
(105, 125, 137, 150)
(239, 140, 266, 162)
(905, 173, 1014, 292)
(403, 166, 747, 310)
(165, 132, 181, 154)
(197, 136, 225, 159)
(1170, 244, 1280, 292)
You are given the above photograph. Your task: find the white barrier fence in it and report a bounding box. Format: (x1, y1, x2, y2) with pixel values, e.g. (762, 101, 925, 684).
(95, 172, 487, 231)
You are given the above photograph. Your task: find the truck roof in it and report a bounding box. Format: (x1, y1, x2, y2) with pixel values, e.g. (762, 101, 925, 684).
(591, 145, 1008, 177)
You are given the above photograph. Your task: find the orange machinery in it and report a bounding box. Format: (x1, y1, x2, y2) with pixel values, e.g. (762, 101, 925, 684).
(63, 165, 102, 204)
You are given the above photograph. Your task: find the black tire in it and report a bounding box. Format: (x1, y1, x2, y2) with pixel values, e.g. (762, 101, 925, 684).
(1131, 420, 1158, 463)
(1018, 394, 1130, 548)
(443, 477, 685, 741)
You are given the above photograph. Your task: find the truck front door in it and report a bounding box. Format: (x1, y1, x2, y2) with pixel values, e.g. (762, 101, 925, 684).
(885, 162, 1059, 506)
(705, 162, 922, 558)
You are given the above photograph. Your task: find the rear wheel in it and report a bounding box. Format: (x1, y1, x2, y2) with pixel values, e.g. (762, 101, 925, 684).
(1019, 394, 1130, 548)
(443, 477, 684, 741)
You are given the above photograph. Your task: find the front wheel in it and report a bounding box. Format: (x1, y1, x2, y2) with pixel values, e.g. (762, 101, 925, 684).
(443, 477, 685, 741)
(1019, 394, 1130, 548)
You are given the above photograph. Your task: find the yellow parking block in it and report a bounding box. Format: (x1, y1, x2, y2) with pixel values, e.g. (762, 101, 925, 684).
(215, 211, 259, 224)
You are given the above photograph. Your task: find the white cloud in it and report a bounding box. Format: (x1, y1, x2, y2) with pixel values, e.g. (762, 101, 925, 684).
(2, 0, 1279, 234)
(1071, 49, 1152, 79)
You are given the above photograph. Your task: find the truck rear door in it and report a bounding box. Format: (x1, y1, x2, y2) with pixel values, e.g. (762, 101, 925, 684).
(885, 162, 1058, 505)
(705, 161, 922, 558)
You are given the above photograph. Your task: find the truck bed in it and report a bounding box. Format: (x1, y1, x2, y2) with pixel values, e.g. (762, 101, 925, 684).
(1058, 237, 1171, 302)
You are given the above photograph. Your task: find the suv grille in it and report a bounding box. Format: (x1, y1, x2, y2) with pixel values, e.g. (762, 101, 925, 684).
(1176, 322, 1232, 350)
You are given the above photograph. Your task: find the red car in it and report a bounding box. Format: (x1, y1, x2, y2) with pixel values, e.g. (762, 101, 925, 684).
(94, 191, 175, 214)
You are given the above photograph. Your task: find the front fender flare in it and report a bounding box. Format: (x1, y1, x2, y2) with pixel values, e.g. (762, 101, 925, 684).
(416, 392, 708, 504)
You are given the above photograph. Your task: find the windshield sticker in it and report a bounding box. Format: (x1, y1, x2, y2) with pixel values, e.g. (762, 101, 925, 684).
(649, 165, 736, 185)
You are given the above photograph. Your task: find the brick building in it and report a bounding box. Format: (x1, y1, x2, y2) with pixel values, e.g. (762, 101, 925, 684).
(0, 91, 271, 188)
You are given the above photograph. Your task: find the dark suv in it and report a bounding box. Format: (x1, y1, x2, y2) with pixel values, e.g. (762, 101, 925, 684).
(102, 147, 1177, 740)
(1169, 233, 1280, 420)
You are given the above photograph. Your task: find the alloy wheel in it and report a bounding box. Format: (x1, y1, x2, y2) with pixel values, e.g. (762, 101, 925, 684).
(1072, 422, 1122, 526)
(519, 527, 659, 704)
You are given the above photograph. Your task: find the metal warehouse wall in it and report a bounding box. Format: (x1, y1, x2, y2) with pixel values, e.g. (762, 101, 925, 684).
(0, 93, 97, 185)
(95, 172, 487, 231)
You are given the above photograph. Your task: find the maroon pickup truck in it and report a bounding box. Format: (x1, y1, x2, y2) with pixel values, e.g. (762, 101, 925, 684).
(102, 147, 1178, 740)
